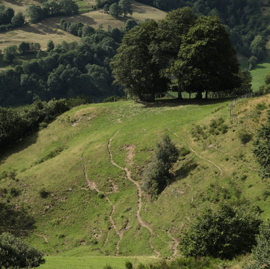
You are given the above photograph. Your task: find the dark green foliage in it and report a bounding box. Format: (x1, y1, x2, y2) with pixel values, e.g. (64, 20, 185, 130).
(0, 26, 123, 107)
(47, 40, 54, 52)
(253, 110, 270, 179)
(109, 3, 120, 18)
(119, 0, 133, 16)
(125, 261, 133, 269)
(238, 128, 253, 144)
(103, 95, 121, 102)
(124, 19, 137, 32)
(0, 99, 69, 149)
(246, 220, 270, 269)
(135, 0, 269, 63)
(18, 41, 30, 54)
(39, 187, 50, 198)
(179, 204, 262, 260)
(143, 134, 179, 197)
(256, 102, 267, 111)
(11, 12, 24, 27)
(111, 19, 169, 100)
(27, 0, 78, 23)
(0, 232, 45, 268)
(3, 45, 17, 63)
(171, 15, 240, 99)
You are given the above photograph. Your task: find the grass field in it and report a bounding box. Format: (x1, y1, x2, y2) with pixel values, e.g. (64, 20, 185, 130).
(1, 94, 270, 269)
(40, 255, 160, 269)
(250, 56, 270, 91)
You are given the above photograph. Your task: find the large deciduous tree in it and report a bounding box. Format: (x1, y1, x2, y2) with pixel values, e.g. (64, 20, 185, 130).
(111, 7, 241, 100)
(179, 204, 262, 260)
(170, 15, 241, 99)
(0, 232, 45, 268)
(110, 20, 169, 100)
(119, 0, 133, 16)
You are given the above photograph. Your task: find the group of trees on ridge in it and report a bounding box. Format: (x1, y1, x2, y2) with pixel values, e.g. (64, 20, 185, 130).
(111, 8, 248, 101)
(132, 0, 269, 67)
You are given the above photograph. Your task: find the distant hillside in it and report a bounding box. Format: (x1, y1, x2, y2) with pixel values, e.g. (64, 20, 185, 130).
(1, 95, 270, 262)
(0, 1, 166, 51)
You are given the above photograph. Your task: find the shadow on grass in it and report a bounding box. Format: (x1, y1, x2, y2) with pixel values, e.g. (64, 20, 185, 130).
(0, 202, 36, 236)
(174, 160, 198, 179)
(4, 0, 23, 6)
(139, 97, 234, 108)
(0, 132, 39, 166)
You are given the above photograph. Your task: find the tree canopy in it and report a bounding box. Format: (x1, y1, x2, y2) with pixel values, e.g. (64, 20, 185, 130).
(179, 204, 262, 260)
(111, 19, 169, 100)
(111, 8, 241, 100)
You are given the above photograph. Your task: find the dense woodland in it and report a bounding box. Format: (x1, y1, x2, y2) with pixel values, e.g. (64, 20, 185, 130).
(0, 26, 124, 107)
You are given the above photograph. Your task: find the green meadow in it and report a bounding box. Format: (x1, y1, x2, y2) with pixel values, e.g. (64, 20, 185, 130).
(2, 93, 270, 267)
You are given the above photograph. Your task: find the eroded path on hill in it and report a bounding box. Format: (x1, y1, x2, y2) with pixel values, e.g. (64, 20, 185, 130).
(172, 132, 223, 176)
(108, 131, 161, 257)
(172, 132, 223, 209)
(83, 164, 128, 255)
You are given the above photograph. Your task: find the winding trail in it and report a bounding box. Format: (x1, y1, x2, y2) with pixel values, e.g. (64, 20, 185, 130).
(172, 132, 223, 176)
(172, 132, 222, 208)
(83, 164, 125, 255)
(108, 131, 161, 257)
(166, 230, 179, 257)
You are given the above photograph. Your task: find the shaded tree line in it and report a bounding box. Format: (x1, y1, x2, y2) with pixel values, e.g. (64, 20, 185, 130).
(0, 4, 25, 32)
(134, 0, 269, 66)
(2, 42, 41, 63)
(0, 27, 124, 107)
(111, 8, 244, 101)
(96, 0, 132, 18)
(0, 99, 70, 149)
(26, 0, 78, 23)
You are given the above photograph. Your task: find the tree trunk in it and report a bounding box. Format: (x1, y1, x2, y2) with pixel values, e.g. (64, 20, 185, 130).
(178, 88, 183, 100)
(195, 91, 202, 100)
(205, 91, 208, 100)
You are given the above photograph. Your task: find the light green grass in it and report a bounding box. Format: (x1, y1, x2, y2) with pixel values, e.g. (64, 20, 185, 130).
(0, 97, 269, 266)
(250, 56, 270, 91)
(40, 255, 160, 269)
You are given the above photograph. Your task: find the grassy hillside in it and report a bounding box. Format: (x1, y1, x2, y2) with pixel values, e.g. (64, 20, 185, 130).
(0, 1, 166, 51)
(1, 95, 270, 268)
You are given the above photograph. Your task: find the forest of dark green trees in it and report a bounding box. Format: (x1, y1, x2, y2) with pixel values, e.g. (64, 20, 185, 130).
(0, 26, 124, 107)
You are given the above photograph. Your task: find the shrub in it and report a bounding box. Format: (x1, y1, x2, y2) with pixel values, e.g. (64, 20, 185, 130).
(0, 232, 45, 268)
(125, 261, 133, 269)
(220, 124, 228, 134)
(238, 128, 253, 144)
(253, 110, 270, 178)
(246, 220, 270, 269)
(256, 102, 267, 111)
(179, 204, 262, 260)
(39, 187, 50, 198)
(142, 134, 179, 197)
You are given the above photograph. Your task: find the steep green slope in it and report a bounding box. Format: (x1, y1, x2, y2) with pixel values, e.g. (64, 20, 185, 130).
(0, 97, 269, 259)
